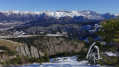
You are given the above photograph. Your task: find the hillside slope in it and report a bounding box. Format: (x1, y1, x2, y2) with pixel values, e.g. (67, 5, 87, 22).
(0, 39, 23, 51)
(8, 36, 84, 55)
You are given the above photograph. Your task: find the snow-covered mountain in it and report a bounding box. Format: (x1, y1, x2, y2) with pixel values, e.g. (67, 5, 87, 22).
(0, 10, 118, 22)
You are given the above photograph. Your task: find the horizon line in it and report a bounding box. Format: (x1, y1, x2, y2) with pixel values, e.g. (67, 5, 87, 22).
(0, 10, 117, 14)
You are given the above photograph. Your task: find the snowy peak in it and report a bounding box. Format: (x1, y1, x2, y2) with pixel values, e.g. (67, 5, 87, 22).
(0, 10, 118, 22)
(45, 10, 102, 19)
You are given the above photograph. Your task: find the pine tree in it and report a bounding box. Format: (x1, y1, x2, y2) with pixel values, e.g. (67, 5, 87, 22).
(98, 17, 119, 64)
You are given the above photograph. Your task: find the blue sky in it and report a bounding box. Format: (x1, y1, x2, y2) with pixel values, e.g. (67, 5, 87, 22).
(0, 0, 119, 14)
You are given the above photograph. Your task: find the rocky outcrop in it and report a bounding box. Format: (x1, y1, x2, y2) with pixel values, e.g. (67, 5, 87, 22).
(10, 36, 84, 56)
(16, 45, 44, 58)
(31, 37, 84, 55)
(30, 46, 39, 58)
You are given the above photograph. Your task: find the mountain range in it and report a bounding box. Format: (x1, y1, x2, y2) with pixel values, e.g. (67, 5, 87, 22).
(0, 10, 118, 23)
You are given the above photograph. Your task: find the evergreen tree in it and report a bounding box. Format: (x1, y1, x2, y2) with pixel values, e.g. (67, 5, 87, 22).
(98, 17, 119, 64)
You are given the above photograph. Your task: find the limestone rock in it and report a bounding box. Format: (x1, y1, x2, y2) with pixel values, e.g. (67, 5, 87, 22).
(30, 46, 39, 58)
(24, 46, 31, 57)
(15, 45, 44, 58)
(39, 51, 45, 57)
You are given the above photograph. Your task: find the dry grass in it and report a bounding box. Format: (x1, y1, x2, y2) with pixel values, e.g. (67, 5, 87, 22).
(0, 39, 23, 51)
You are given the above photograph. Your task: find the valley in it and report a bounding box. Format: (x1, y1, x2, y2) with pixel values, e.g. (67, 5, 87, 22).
(0, 10, 118, 66)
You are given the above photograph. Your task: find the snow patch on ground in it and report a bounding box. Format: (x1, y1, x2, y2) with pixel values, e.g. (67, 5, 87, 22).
(21, 56, 101, 67)
(50, 56, 88, 65)
(105, 52, 117, 56)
